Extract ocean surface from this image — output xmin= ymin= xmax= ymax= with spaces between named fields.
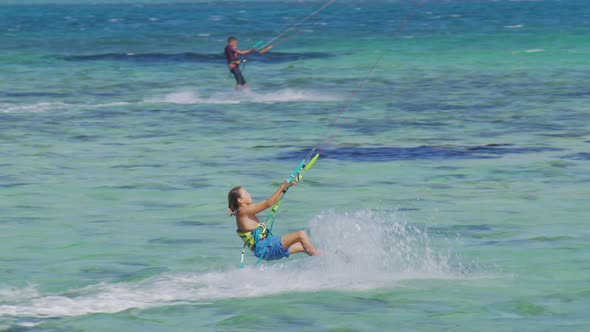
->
xmin=1 ymin=0 xmax=589 ymax=331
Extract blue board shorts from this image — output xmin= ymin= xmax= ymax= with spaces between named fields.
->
xmin=253 ymin=235 xmax=290 ymax=261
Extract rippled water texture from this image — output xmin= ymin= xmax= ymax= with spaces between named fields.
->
xmin=1 ymin=0 xmax=589 ymax=331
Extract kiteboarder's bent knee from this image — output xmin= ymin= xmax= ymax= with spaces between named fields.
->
xmin=281 ymin=230 xmax=319 ymax=256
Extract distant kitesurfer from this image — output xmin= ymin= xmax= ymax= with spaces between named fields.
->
xmin=228 ymin=181 xmax=319 ymax=261
xmin=224 ymin=36 xmax=255 ymax=90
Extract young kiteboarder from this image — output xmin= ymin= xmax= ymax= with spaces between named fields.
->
xmin=228 ymin=181 xmax=319 ymax=261
xmin=224 ymin=36 xmax=255 ymax=90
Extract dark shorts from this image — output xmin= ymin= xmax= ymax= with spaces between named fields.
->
xmin=230 ymin=65 xmax=246 ymax=86
xmin=253 ymin=235 xmax=290 ymax=261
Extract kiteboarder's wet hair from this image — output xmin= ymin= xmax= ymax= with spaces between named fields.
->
xmin=227 ymin=36 xmax=237 ymax=43
xmin=227 ymin=186 xmax=242 ymax=216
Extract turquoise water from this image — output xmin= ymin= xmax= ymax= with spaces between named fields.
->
xmin=1 ymin=0 xmax=589 ymax=330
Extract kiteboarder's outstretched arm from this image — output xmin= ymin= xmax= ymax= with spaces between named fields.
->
xmin=236 ymin=48 xmax=256 ymax=55
xmin=232 ymin=181 xmax=293 ymax=221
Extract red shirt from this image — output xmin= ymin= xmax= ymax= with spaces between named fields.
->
xmin=224 ymin=45 xmax=238 ymax=64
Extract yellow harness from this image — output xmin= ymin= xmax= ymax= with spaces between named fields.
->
xmin=228 ymin=59 xmax=241 ymax=70
xmin=237 ymin=224 xmax=268 ymax=250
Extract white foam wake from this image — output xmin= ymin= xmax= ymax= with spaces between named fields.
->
xmin=0 ymin=102 xmax=69 ymax=113
xmin=512 ymin=48 xmax=545 ymax=54
xmin=0 ymin=210 xmax=482 ymax=319
xmin=0 ymin=102 xmax=130 ymax=113
xmin=0 ymin=285 xmax=39 ymax=303
xmin=0 ymin=88 xmax=338 ymax=114
xmin=146 ymin=88 xmax=340 ymax=105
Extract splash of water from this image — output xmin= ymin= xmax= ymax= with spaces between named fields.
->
xmin=307 ymin=209 xmax=460 ymax=278
xmin=0 ymin=210 xmax=472 ymax=319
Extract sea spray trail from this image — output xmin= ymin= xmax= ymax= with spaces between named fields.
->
xmin=145 ymin=89 xmax=341 ymax=105
xmin=0 ymin=89 xmax=340 ymax=113
xmin=0 ymin=102 xmax=131 ymax=113
xmin=309 ymin=209 xmax=464 ymax=275
xmin=0 ymin=210 xmax=476 ymax=319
